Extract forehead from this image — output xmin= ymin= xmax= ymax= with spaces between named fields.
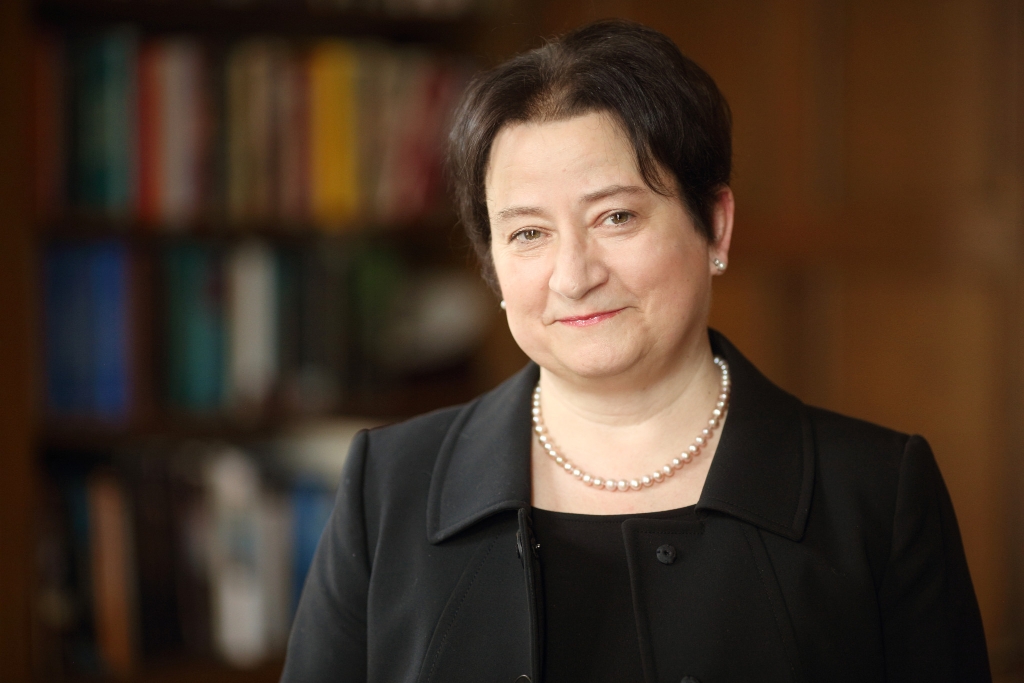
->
xmin=485 ymin=112 xmax=642 ymax=206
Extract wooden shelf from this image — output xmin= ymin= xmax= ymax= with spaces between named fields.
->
xmin=69 ymin=657 xmax=283 ymax=683
xmin=39 ymin=367 xmax=480 ymax=452
xmin=39 ymin=213 xmax=462 ymax=243
xmin=33 ymin=0 xmax=477 ymax=44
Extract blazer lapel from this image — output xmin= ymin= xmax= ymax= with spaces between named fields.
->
xmin=426 ymin=363 xmax=537 ymax=543
xmin=697 ymin=331 xmax=815 ymax=541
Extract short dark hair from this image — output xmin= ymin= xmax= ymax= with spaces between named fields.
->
xmin=446 ymin=19 xmax=733 ymax=289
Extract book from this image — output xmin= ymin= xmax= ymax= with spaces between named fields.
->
xmin=204 ymin=448 xmax=268 ymax=667
xmin=225 ymin=239 xmax=279 ymax=410
xmin=44 ymin=244 xmax=94 ymax=415
xmin=69 ymin=29 xmax=139 ymax=217
xmin=87 ymin=470 xmax=138 ymax=678
xmin=44 ymin=242 xmax=131 ymax=420
xmin=258 ymin=490 xmax=293 ymax=652
xmin=308 ymin=41 xmax=360 ymax=230
xmin=125 ymin=450 xmax=185 ymax=659
xmin=276 ymin=46 xmax=311 ymax=226
xmin=139 ymin=39 xmax=207 ymax=229
xmin=90 ymin=242 xmax=132 ymax=419
xmin=163 ymin=243 xmax=224 ymax=411
xmin=137 ymin=41 xmax=164 ymax=226
xmin=169 ymin=450 xmax=213 ymax=656
xmin=226 ymin=41 xmax=281 ymax=224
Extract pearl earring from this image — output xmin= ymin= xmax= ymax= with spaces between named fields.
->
xmin=713 ymin=258 xmax=726 ymax=272
xmin=500 ymin=300 xmax=506 ymax=310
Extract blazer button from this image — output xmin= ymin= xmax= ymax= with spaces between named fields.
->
xmin=656 ymin=544 xmax=677 ymax=564
xmin=515 ymin=676 xmax=532 ymax=683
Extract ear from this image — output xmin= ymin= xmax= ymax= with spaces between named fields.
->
xmin=708 ymin=186 xmax=734 ymax=276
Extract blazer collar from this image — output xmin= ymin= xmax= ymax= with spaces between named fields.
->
xmin=426 ymin=330 xmax=814 ymax=544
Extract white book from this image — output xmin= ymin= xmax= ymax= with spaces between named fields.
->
xmin=226 ymin=240 xmax=278 ymax=410
xmin=160 ymin=40 xmax=204 ymax=228
xmin=258 ymin=490 xmax=293 ymax=653
xmin=205 ymin=448 xmax=267 ymax=668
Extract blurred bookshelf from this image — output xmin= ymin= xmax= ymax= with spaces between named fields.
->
xmin=15 ymin=0 xmax=514 ymax=680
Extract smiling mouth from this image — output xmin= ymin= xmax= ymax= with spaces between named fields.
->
xmin=556 ymin=309 xmax=624 ymax=327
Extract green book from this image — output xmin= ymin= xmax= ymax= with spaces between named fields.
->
xmin=71 ymin=29 xmax=138 ymax=215
xmin=164 ymin=243 xmax=224 ymax=411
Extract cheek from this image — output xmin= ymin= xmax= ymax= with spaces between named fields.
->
xmin=492 ymin=248 xmax=548 ymax=307
xmin=610 ymin=232 xmax=706 ymax=305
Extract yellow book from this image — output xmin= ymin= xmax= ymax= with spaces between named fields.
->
xmin=309 ymin=42 xmax=360 ymax=231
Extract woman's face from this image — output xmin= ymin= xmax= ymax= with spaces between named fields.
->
xmin=486 ymin=111 xmax=731 ymax=383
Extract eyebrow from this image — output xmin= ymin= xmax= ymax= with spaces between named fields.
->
xmin=579 ymin=184 xmax=646 ymax=204
xmin=493 ymin=184 xmax=648 ymax=223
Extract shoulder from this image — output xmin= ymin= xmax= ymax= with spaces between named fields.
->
xmin=804 ymin=404 xmax=912 ymax=473
xmin=357 ymin=403 xmax=468 ymax=489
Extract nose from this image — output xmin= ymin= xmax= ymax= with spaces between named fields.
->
xmin=547 ymin=229 xmax=607 ymax=300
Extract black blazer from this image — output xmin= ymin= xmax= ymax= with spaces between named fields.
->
xmin=281 ymin=332 xmax=990 ymax=683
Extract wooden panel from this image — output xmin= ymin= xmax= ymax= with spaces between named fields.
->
xmin=0 ymin=0 xmax=37 ymax=680
xmin=707 ymin=256 xmax=802 ymax=392
xmin=824 ymin=269 xmax=1012 ymax=654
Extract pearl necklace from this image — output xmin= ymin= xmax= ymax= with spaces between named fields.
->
xmin=531 ymin=356 xmax=731 ymax=492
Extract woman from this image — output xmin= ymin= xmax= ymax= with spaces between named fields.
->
xmin=282 ymin=20 xmax=989 ymax=683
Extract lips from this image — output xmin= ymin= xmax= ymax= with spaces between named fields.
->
xmin=555 ymin=308 xmax=624 ymax=327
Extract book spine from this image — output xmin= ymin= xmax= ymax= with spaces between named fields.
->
xmin=308 ymin=41 xmax=360 ymax=231
xmin=126 ymin=453 xmax=185 ymax=658
xmin=72 ymin=30 xmax=139 ymax=216
xmin=87 ymin=470 xmax=138 ymax=678
xmin=163 ymin=244 xmax=224 ymax=411
xmin=226 ymin=41 xmax=277 ymax=225
xmin=44 ymin=245 xmax=94 ymax=415
xmin=277 ymin=47 xmax=310 ymax=225
xmin=89 ymin=242 xmax=131 ymax=421
xmin=162 ymin=40 xmax=205 ymax=228
xmin=225 ymin=240 xmax=278 ymax=410
xmin=137 ymin=41 xmax=163 ymax=226
xmin=204 ymin=449 xmax=268 ymax=667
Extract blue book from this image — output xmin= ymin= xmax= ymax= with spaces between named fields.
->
xmin=89 ymin=242 xmax=130 ymax=419
xmin=290 ymin=480 xmax=335 ymax=613
xmin=164 ymin=244 xmax=224 ymax=411
xmin=71 ymin=30 xmax=137 ymax=215
xmin=45 ymin=244 xmax=94 ymax=414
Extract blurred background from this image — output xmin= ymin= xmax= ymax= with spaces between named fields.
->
xmin=0 ymin=0 xmax=1021 ymax=681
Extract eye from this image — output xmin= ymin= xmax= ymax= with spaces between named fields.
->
xmin=607 ymin=211 xmax=633 ymax=225
xmin=512 ymin=228 xmax=544 ymax=243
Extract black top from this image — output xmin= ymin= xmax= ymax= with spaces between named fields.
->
xmin=532 ymin=504 xmax=698 ymax=683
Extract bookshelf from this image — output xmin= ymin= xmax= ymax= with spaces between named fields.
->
xmin=2 ymin=0 xmax=532 ymax=680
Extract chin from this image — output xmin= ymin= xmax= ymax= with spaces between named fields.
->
xmin=547 ymin=345 xmax=640 ymax=380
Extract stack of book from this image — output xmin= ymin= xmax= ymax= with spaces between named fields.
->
xmin=34 ymin=31 xmax=470 ymax=231
xmin=37 ymin=425 xmax=370 ymax=678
